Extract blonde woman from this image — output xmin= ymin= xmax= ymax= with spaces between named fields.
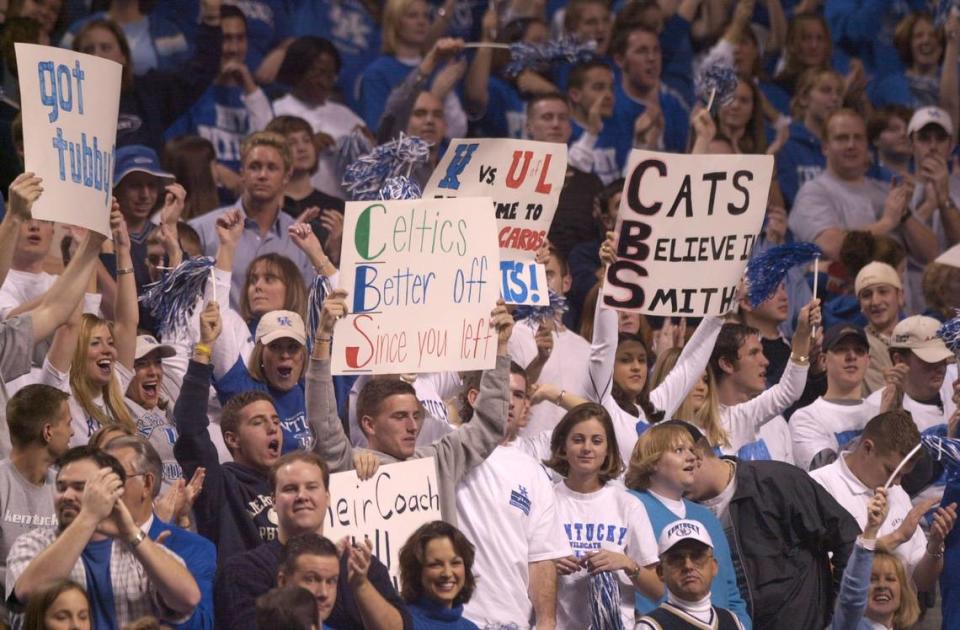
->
xmin=43 ymin=210 xmax=137 ymax=444
xmin=649 ymin=349 xmax=727 ymax=449
xmin=623 ymin=422 xmax=750 ymax=625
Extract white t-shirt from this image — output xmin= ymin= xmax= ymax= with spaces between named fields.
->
xmin=509 ymin=323 xmax=590 ymax=438
xmin=0 ymin=270 xmax=56 ymax=319
xmin=553 ymin=482 xmax=659 ymax=630
xmin=457 ymin=445 xmax=571 ymax=628
xmin=810 ymin=455 xmax=927 ymax=572
xmin=272 ymin=94 xmax=364 ymax=199
xmin=790 ymin=397 xmax=878 ymax=471
xmin=115 ymin=363 xmax=183 ymax=492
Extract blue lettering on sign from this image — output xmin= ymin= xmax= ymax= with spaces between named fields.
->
xmin=437 ymin=143 xmax=479 ymax=190
xmin=37 ymin=59 xmax=114 ymax=204
xmin=500 ymin=260 xmax=543 ymax=305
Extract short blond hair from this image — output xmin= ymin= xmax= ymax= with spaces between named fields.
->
xmin=240 ymin=131 xmax=292 ymax=172
xmin=624 ymin=423 xmax=694 ymax=491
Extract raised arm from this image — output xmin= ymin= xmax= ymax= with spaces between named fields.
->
xmin=307 ymin=289 xmax=355 ymax=472
xmin=418 ymin=301 xmax=511 ymax=485
xmin=0 ymin=174 xmax=41 ymax=287
xmin=588 ymin=234 xmax=620 ymax=405
xmin=111 ymin=204 xmax=139 ymax=371
xmin=464 ymin=6 xmax=497 ymax=118
xmin=830 ymin=488 xmax=887 ymax=630
xmin=648 ymin=315 xmax=724 ymax=419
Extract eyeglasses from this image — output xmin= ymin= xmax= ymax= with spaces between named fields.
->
xmin=662 ymin=548 xmax=713 ymax=568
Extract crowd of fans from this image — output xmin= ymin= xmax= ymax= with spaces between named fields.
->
xmin=0 ymin=0 xmax=958 ymax=628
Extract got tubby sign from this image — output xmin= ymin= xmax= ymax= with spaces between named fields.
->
xmin=603 ymin=150 xmax=774 ymax=316
xmin=16 ymin=44 xmax=122 ymax=236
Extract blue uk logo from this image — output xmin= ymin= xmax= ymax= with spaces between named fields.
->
xmin=509 ymin=485 xmax=531 ymax=515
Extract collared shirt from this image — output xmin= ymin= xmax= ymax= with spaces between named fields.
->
xmin=189 ymin=201 xmax=316 ymax=309
xmin=5 ymin=527 xmax=191 ymax=628
xmin=809 ymin=454 xmax=927 ymax=571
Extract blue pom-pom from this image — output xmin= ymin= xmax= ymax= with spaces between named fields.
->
xmin=139 ymin=256 xmax=215 ymax=337
xmin=512 ymin=290 xmax=568 ymax=326
xmin=937 ymin=310 xmax=960 ymax=356
xmin=696 ymin=59 xmax=739 ymax=108
xmin=342 ymin=132 xmax=430 ymax=201
xmin=504 ymin=36 xmax=597 ymax=77
xmin=379 ymin=176 xmax=422 ymax=200
xmin=336 ymin=127 xmax=374 ymax=185
xmin=745 ymin=242 xmax=821 ymax=307
xmin=921 ymin=435 xmax=960 ymax=471
xmin=936 ymin=0 xmax=960 ymax=26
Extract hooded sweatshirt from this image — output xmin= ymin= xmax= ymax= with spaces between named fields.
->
xmin=173 ymin=360 xmax=277 ymax=565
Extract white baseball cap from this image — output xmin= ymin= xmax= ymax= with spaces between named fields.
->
xmin=135 ymin=335 xmax=176 ymax=361
xmin=908 ymin=106 xmax=954 ymax=137
xmin=854 ymin=262 xmax=901 ymax=295
xmin=255 ymin=310 xmax=307 ymax=346
xmin=657 ymin=519 xmax=714 ymax=556
xmin=890 ymin=315 xmax=953 ymax=363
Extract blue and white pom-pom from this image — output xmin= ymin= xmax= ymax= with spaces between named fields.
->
xmin=588 ymin=572 xmax=625 ymax=630
xmin=937 ymin=310 xmax=960 ymax=356
xmin=342 ymin=132 xmax=431 ymax=201
xmin=380 ymin=175 xmax=422 ymax=200
xmin=336 ymin=127 xmax=375 ymax=185
xmin=306 ymin=275 xmax=334 ymax=355
xmin=504 ymin=36 xmax=597 ymax=77
xmin=696 ymin=58 xmax=738 ymax=110
xmin=745 ymin=242 xmax=821 ymax=307
xmin=921 ymin=435 xmax=960 ymax=471
xmin=139 ymin=256 xmax=215 ymax=337
xmin=936 ymin=0 xmax=960 ymax=26
xmin=512 ymin=290 xmax=568 ymax=326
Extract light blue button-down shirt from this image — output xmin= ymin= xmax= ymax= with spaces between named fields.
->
xmin=189 ymin=202 xmax=316 ymax=309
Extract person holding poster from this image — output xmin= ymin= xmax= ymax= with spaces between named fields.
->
xmin=590 ymin=236 xmax=724 ymax=464
xmin=309 ymin=290 xmax=512 ymax=527
xmin=215 ymin=451 xmax=409 ymax=630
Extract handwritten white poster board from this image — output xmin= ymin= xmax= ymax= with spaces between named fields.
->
xmin=424 ymin=138 xmax=566 ymax=305
xmin=332 ymin=197 xmax=501 ymax=374
xmin=602 ymin=150 xmax=773 ymax=316
xmin=326 ymin=458 xmax=440 ymax=588
xmin=16 ymin=43 xmax=122 ymax=236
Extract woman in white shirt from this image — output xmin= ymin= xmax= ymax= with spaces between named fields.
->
xmin=544 ymin=403 xmax=662 ymax=630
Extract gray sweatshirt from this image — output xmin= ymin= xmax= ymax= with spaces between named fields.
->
xmin=307 ymin=355 xmax=510 ymax=525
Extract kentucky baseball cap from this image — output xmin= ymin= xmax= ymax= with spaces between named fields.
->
xmin=890 ymin=316 xmax=953 ymax=363
xmin=134 ymin=335 xmax=176 ymax=361
xmin=854 ymin=262 xmax=901 ymax=295
xmin=113 ymin=145 xmax=174 ymax=185
xmin=908 ymin=106 xmax=954 ymax=137
xmin=255 ymin=310 xmax=307 ymax=346
xmin=822 ymin=323 xmax=869 ymax=352
xmin=658 ymin=519 xmax=714 ymax=556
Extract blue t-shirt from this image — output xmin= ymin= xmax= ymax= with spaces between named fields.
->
xmin=570 ymin=118 xmax=625 ymax=185
xmin=469 ymin=76 xmax=526 ymax=139
xmin=81 ymin=538 xmax=116 ymax=630
xmin=215 ymin=358 xmax=312 ymax=453
xmin=292 ymin=0 xmax=382 ymax=109
xmin=777 ymin=121 xmax=826 ymax=209
xmin=165 ymin=84 xmax=259 ymax=172
xmin=359 ymin=55 xmax=418 ymax=132
xmin=612 ymin=81 xmax=690 ymax=158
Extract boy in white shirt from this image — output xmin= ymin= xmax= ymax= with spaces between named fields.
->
xmin=455 ymin=364 xmax=571 ymax=629
xmin=791 ymin=324 xmax=880 ymax=471
xmin=810 ymin=410 xmax=957 ymax=593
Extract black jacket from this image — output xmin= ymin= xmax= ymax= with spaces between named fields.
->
xmin=725 ymin=459 xmax=860 ymax=630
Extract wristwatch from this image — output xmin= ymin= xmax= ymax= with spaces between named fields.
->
xmin=128 ymin=529 xmax=146 ymax=548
